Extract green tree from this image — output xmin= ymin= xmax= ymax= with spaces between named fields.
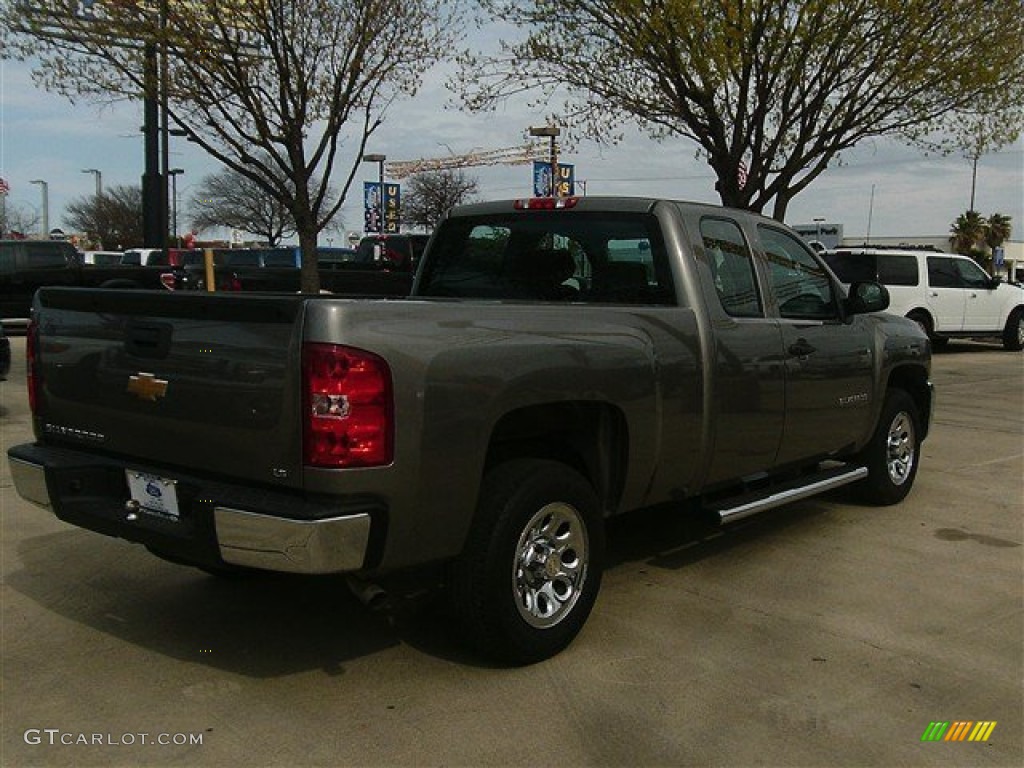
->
xmin=458 ymin=0 xmax=1024 ymax=221
xmin=984 ymin=213 xmax=1012 ymax=251
xmin=402 ymin=169 xmax=479 ymax=231
xmin=949 ymin=210 xmax=987 ymax=257
xmin=4 ymin=0 xmax=458 ymax=291
xmin=64 ymin=184 xmax=143 ymax=248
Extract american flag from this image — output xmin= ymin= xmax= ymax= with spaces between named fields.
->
xmin=0 ymin=176 xmax=10 ymax=195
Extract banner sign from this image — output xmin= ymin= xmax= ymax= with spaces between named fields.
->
xmin=384 ymin=184 xmax=401 ymax=234
xmin=364 ymin=181 xmax=401 ymax=234
xmin=532 ymin=161 xmax=574 ymax=197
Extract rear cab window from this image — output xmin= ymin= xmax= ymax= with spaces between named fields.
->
xmin=419 ymin=212 xmax=676 ymax=305
xmin=700 ymin=217 xmax=762 ymax=317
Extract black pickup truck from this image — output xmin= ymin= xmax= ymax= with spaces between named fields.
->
xmin=167 ymin=236 xmax=428 ymax=296
xmin=1 ymin=240 xmax=167 ymax=322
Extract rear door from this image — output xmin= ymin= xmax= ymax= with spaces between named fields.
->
xmin=757 ymin=226 xmax=876 ymax=466
xmin=925 ymin=256 xmax=967 ymax=332
xmin=697 ymin=216 xmax=785 ymax=484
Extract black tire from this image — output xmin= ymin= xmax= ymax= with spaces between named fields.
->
xmin=1002 ymin=307 xmax=1023 ymax=351
xmin=447 ymin=459 xmax=604 ymax=665
xmin=907 ymin=311 xmax=947 ymax=348
xmin=856 ymin=389 xmax=921 ymax=505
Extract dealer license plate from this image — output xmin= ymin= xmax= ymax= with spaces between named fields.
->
xmin=125 ymin=471 xmax=180 ymax=521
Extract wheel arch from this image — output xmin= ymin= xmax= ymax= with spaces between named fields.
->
xmin=886 ymin=364 xmax=933 ymax=441
xmin=484 ymin=401 xmax=628 ymax=516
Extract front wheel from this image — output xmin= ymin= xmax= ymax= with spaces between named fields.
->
xmin=447 ymin=459 xmax=604 ymax=665
xmin=1002 ymin=307 xmax=1023 ymax=351
xmin=856 ymin=389 xmax=921 ymax=505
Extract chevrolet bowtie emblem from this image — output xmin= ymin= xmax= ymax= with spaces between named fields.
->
xmin=127 ymin=372 xmax=169 ymax=401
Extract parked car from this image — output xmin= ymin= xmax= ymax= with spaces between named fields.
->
xmin=823 ymin=248 xmax=1023 ymax=350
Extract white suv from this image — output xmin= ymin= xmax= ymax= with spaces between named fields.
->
xmin=824 ymin=248 xmax=1023 ymax=351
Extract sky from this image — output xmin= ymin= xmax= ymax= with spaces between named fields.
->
xmin=2 ymin=51 xmax=1022 ymax=245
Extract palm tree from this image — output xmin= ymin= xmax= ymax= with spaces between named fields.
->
xmin=950 ymin=210 xmax=987 ymax=255
xmin=984 ymin=213 xmax=1013 ymax=250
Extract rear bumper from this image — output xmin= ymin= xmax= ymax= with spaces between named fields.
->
xmin=8 ymin=443 xmax=378 ymax=575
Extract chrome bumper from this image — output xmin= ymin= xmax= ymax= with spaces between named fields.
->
xmin=10 ymin=456 xmax=371 ymax=575
xmin=214 ymin=507 xmax=371 ymax=574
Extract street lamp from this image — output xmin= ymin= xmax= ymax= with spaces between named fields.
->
xmin=29 ymin=179 xmax=49 ymax=239
xmin=362 ymin=153 xmax=386 ymax=234
xmin=81 ymin=168 xmax=103 ymax=198
xmin=168 ymin=168 xmax=185 ymax=247
xmin=529 ymin=125 xmax=561 ymax=196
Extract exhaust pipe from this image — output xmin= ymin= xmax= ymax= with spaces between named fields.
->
xmin=346 ymin=575 xmax=389 ymax=612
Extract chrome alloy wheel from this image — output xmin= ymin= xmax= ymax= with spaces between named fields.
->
xmin=1017 ymin=315 xmax=1024 ymax=346
xmin=513 ymin=502 xmax=589 ymax=629
xmin=886 ymin=410 xmax=916 ymax=486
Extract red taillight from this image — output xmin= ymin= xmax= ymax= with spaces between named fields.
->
xmin=513 ymin=197 xmax=579 ymax=210
xmin=302 ymin=343 xmax=393 ymax=468
xmin=26 ymin=319 xmax=40 ymax=414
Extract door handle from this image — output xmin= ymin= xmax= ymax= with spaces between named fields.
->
xmin=788 ymin=339 xmax=815 ymax=357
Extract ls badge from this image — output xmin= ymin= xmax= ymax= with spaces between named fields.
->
xmin=127 ymin=372 xmax=169 ymax=401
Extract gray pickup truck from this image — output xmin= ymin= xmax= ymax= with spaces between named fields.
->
xmin=8 ymin=197 xmax=932 ymax=664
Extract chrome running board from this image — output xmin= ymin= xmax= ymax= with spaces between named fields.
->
xmin=713 ymin=465 xmax=868 ymax=525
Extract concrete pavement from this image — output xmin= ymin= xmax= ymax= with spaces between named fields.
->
xmin=2 ymin=335 xmax=1021 ymax=767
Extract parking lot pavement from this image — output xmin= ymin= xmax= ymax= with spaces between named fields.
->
xmin=2 ymin=336 xmax=1021 ymax=767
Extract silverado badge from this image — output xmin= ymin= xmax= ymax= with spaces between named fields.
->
xmin=127 ymin=372 xmax=168 ymax=401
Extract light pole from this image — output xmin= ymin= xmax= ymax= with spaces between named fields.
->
xmin=529 ymin=125 xmax=561 ymax=196
xmin=81 ymin=168 xmax=103 ymax=198
xmin=29 ymin=179 xmax=49 ymax=239
xmin=168 ymin=168 xmax=184 ymax=247
xmin=362 ymin=153 xmax=386 ymax=234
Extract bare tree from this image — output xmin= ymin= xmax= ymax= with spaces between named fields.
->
xmin=402 ymin=169 xmax=479 ymax=231
xmin=4 ymin=0 xmax=458 ymax=290
xmin=459 ymin=0 xmax=1024 ymax=221
xmin=64 ymin=184 xmax=143 ymax=248
xmin=189 ymin=165 xmax=296 ymax=246
xmin=1 ymin=201 xmax=41 ymax=239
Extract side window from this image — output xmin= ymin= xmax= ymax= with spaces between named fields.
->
xmin=700 ymin=217 xmax=762 ymax=317
xmin=759 ymin=226 xmax=837 ymax=320
xmin=24 ymin=243 xmax=72 ymax=268
xmin=955 ymin=258 xmax=991 ymax=288
xmin=927 ymin=257 xmax=960 ymax=288
xmin=877 ymin=255 xmax=919 ymax=286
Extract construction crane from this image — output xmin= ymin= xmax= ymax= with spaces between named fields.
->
xmin=386 ymin=143 xmax=551 ymax=179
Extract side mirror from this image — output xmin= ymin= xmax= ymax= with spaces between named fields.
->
xmin=845 ymin=280 xmax=890 ymax=316
xmin=988 ymin=276 xmax=1003 ymax=289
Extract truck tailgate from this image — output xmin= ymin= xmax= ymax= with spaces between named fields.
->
xmin=31 ymin=288 xmax=306 ymax=490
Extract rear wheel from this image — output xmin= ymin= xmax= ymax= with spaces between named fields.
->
xmin=447 ymin=459 xmax=604 ymax=665
xmin=1002 ymin=307 xmax=1023 ymax=351
xmin=856 ymin=389 xmax=921 ymax=505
